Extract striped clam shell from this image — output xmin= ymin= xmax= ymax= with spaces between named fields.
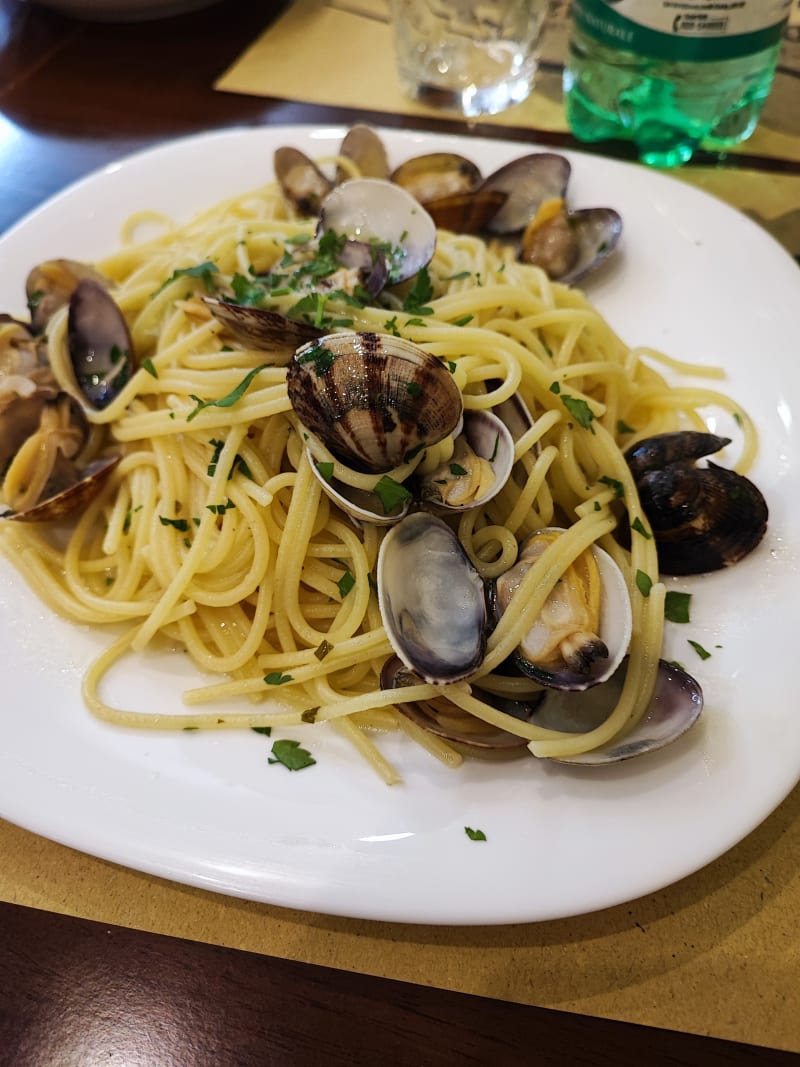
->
xmin=286 ymin=332 xmax=463 ymax=474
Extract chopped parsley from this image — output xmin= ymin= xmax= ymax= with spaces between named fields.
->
xmin=402 ymin=267 xmax=434 ymax=315
xmin=295 ymin=343 xmax=337 ymax=377
xmin=207 ymin=438 xmax=225 ymax=477
xmin=688 ymin=639 xmax=712 ymax=661
xmin=373 ymin=475 xmax=412 ymax=515
xmin=406 ymin=381 xmax=422 ymax=397
xmin=186 ymin=364 xmax=267 ymax=421
xmin=230 ymin=272 xmax=268 ymax=306
xmin=251 ymin=726 xmax=272 ymax=736
xmin=617 ymin=419 xmax=636 ymax=435
xmin=159 ymin=516 xmax=189 ymax=531
xmin=635 ymin=570 xmax=653 ymax=597
xmin=598 ymin=475 xmax=624 ymax=498
xmin=337 ymin=571 xmax=356 ymax=598
xmin=206 ymin=499 xmax=235 ymax=515
xmin=561 ymin=395 xmax=596 ymax=433
xmin=314 ymin=640 xmax=333 ymax=661
xmin=269 ymin=739 xmax=316 ymax=771
xmin=631 ymin=516 xmax=652 ymax=539
xmin=452 ymin=314 xmax=474 ymax=327
xmin=142 ymin=358 xmax=158 ymax=379
xmin=264 ymin=672 xmax=293 ymax=685
xmin=465 ymin=827 xmax=487 ymax=842
xmin=549 ymin=381 xmax=561 ymax=394
xmin=664 ymin=591 xmax=692 ymax=624
xmin=450 ymin=463 xmax=468 ymax=477
xmin=123 ymin=504 xmax=142 ymax=534
xmin=155 ymin=260 xmax=219 ymax=296
xmin=316 ymin=461 xmax=334 ymax=482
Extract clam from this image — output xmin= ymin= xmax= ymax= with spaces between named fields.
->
xmin=4 ymin=454 xmax=121 ymax=523
xmin=67 ymin=279 xmax=134 ymax=410
xmin=317 ymin=178 xmax=437 ymax=285
xmin=0 ymin=387 xmax=120 ymax=521
xmin=625 ymin=431 xmax=768 ymax=575
xmin=380 ymin=655 xmax=541 ymax=759
xmin=337 ymin=124 xmax=390 ymax=183
xmin=286 ymin=332 xmax=463 ymax=474
xmin=0 ymin=317 xmax=51 ymax=397
xmin=202 ymin=299 xmax=324 ymax=363
xmin=381 ymin=654 xmax=703 ymax=765
xmin=386 ymin=139 xmax=621 ymax=283
xmin=489 ymin=528 xmax=632 ymax=691
xmin=480 ymin=152 xmax=572 ymax=235
xmin=390 ymin=152 xmax=483 ymax=202
xmin=377 ymin=512 xmax=487 ymax=684
xmin=520 ymin=202 xmax=623 ymax=286
xmin=308 ymin=456 xmax=411 ymax=527
xmin=531 ymin=658 xmax=704 ymax=766
xmin=417 ymin=409 xmax=514 ymax=512
xmin=332 ymin=238 xmax=389 ymax=298
xmin=274 ymin=146 xmax=334 ymax=217
xmin=25 ymin=258 xmax=110 ymax=334
xmin=390 ymin=153 xmax=502 ymax=235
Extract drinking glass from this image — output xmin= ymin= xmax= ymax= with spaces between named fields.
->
xmin=388 ymin=0 xmax=549 ymax=117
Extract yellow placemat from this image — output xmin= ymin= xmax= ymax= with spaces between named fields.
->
xmin=214 ymin=0 xmax=587 ymax=135
xmin=215 ymin=0 xmax=800 ymax=165
xmin=2 ymin=783 xmax=798 ymax=1052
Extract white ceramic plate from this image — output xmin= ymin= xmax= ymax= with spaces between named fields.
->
xmin=1 ymin=126 xmax=798 ymax=925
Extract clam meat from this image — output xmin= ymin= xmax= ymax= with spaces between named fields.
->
xmin=417 ymin=408 xmax=514 ymax=512
xmin=489 ymin=528 xmax=632 ymax=691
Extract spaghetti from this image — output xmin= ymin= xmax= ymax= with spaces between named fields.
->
xmin=0 ymin=154 xmax=758 ymax=781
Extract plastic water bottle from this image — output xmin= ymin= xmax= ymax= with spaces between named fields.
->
xmin=563 ymin=0 xmax=792 ymax=167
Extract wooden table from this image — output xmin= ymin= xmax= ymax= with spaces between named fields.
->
xmin=1 ymin=1 xmax=799 ymax=1062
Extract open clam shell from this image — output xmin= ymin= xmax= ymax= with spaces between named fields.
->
xmin=307 ymin=454 xmax=411 ymax=527
xmin=378 ymin=512 xmax=487 ymax=684
xmin=274 ymin=146 xmax=334 ymax=217
xmin=520 ymin=203 xmax=627 ymax=285
xmin=390 ymin=152 xmax=482 ymax=203
xmin=481 ymin=153 xmax=572 ymax=235
xmin=287 ymin=332 xmax=463 ymax=474
xmin=417 ymin=408 xmax=514 ymax=512
xmin=381 ymin=655 xmax=541 ymax=760
xmin=4 ymin=454 xmax=121 ymax=523
xmin=202 ymin=299 xmax=323 ymax=363
xmin=338 ymin=124 xmax=390 ymax=183
xmin=318 ymin=178 xmax=436 ymax=285
xmin=533 ymin=658 xmax=704 ymax=765
xmin=25 ymin=258 xmax=111 ymax=334
xmin=489 ymin=527 xmax=632 ymax=692
xmin=67 ymin=279 xmax=133 ymax=410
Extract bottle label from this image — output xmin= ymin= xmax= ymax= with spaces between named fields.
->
xmin=573 ymin=0 xmax=792 ymax=61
